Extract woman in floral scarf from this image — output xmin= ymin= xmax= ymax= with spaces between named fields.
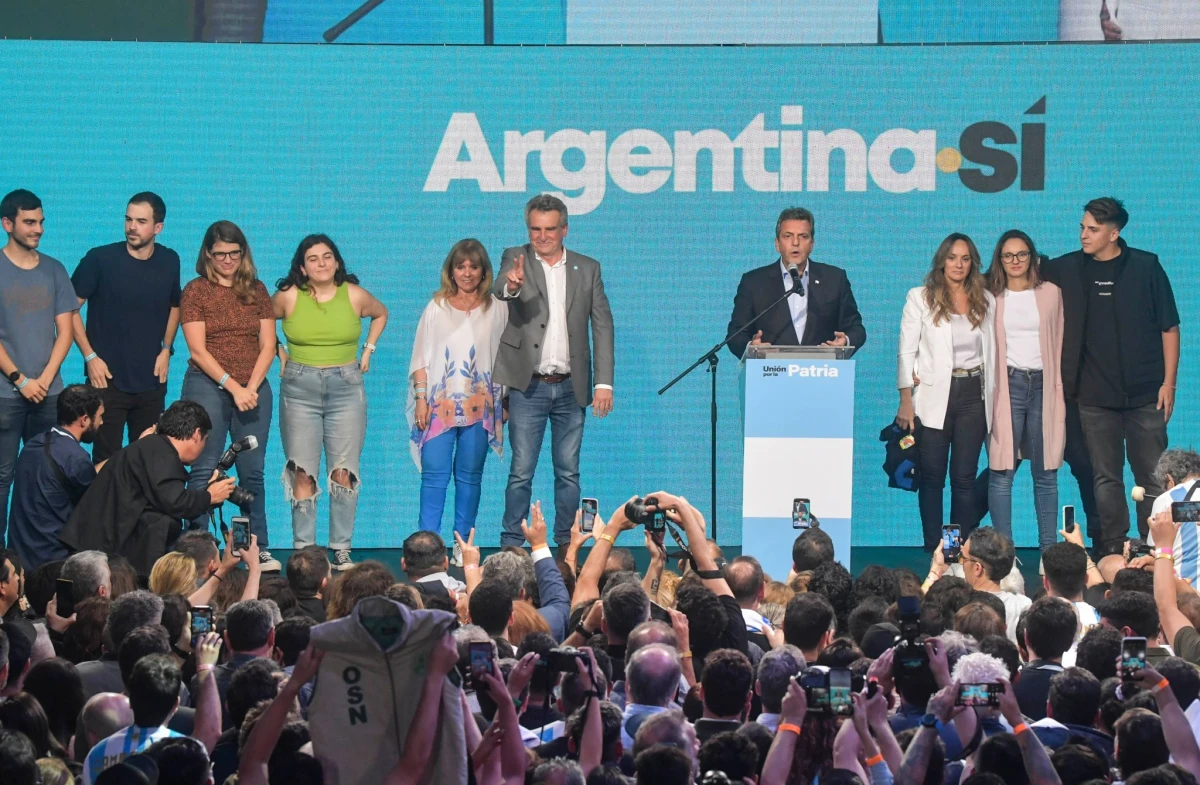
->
xmin=408 ymin=239 xmax=508 ymax=565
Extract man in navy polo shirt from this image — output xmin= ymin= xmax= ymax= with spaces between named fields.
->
xmin=71 ymin=192 xmax=181 ymax=465
xmin=8 ymin=384 xmax=104 ymax=570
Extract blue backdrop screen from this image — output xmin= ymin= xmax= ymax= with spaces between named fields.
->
xmin=1 ymin=41 xmax=1195 ymax=549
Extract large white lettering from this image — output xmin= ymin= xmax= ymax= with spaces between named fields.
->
xmin=423 ymin=107 xmax=939 ymax=214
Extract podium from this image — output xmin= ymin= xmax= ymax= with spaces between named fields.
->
xmin=740 ymin=346 xmax=855 ymax=580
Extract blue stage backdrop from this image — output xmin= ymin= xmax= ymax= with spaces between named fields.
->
xmin=0 ymin=41 xmax=1195 ymax=551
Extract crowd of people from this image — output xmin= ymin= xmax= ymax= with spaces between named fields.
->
xmin=0 ymin=479 xmax=1194 ymax=784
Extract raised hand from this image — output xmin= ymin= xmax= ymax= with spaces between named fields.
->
xmin=506 ymin=254 xmax=525 ymax=290
xmin=520 ymin=501 xmax=549 ymax=549
xmin=455 ymin=528 xmax=481 ymax=569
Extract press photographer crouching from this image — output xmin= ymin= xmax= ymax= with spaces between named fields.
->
xmin=59 ymin=400 xmax=238 ymax=575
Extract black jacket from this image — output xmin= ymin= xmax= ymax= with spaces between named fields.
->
xmin=59 ymin=435 xmax=211 ymax=575
xmin=1042 ymin=240 xmax=1179 ymax=403
xmin=726 ymin=260 xmax=866 ymax=359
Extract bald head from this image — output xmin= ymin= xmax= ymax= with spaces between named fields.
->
xmin=82 ymin=693 xmax=133 ymax=747
xmin=725 ymin=556 xmax=764 ymax=608
xmin=627 ymin=621 xmax=678 ymax=659
xmin=626 ymin=643 xmax=682 ymax=708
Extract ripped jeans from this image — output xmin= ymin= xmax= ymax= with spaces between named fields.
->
xmin=279 ymin=361 xmax=366 ymax=550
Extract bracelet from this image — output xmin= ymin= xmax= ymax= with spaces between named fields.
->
xmin=1012 ymin=722 xmax=1029 ymax=736
xmin=364 ymin=342 xmax=377 ymax=352
xmin=1153 ymin=677 xmax=1170 ymax=693
xmin=1163 ymin=383 xmax=1176 ymax=389
xmin=865 ymin=754 xmax=885 ymax=767
xmin=679 ymin=651 xmax=692 ymax=659
xmin=1156 ymin=553 xmax=1175 ymax=562
xmin=1158 ymin=547 xmax=1175 ymax=556
xmin=777 ymin=723 xmax=802 ymax=736
xmin=84 ymin=352 xmax=98 ymax=362
xmin=15 ymin=377 xmax=28 ymax=390
xmin=209 ymin=570 xmax=222 ymax=582
xmin=218 ymin=373 xmax=230 ymax=389
xmin=598 ymin=533 xmax=616 ymax=544
xmin=197 ymin=664 xmax=214 ymax=672
xmin=464 ymin=564 xmax=480 ymax=572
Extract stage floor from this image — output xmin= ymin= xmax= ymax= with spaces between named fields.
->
xmin=265 ymin=546 xmax=1046 ymax=597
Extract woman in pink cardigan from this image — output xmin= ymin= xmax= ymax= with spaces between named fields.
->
xmin=985 ymin=230 xmax=1066 ymax=550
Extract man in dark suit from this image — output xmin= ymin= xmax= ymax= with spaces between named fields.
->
xmin=726 ymin=207 xmax=866 ymax=358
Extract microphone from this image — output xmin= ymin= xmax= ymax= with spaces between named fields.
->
xmin=787 ymin=263 xmax=805 ymax=297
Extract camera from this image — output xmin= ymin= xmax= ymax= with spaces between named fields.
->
xmin=624 ymin=496 xmax=661 ymax=525
xmin=893 ymin=595 xmax=928 ymax=685
xmin=209 ymin=436 xmax=258 ymax=508
xmin=543 ymin=646 xmax=589 ymax=673
xmin=1128 ymin=539 xmax=1153 ymax=559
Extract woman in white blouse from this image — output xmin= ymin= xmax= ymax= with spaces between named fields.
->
xmin=984 ymin=230 xmax=1065 ymax=550
xmin=409 ymin=239 xmax=508 ymax=563
xmin=897 ymin=233 xmax=996 ymax=551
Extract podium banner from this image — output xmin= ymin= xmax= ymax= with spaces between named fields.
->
xmin=742 ymin=359 xmax=855 ymax=580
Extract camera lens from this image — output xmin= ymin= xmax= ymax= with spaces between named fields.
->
xmin=229 ymin=486 xmax=255 ymax=508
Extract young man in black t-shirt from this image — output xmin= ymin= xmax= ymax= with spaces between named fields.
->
xmin=1042 ymin=197 xmax=1180 ymax=555
xmin=71 ymin=192 xmax=182 ymax=464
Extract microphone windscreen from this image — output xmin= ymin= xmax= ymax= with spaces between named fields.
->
xmin=1131 ymin=485 xmax=1145 ymax=502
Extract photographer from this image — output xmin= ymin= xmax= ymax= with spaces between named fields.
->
xmin=59 ymin=400 xmax=236 ymax=576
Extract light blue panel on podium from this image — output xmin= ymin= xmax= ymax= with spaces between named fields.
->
xmin=741 ymin=359 xmax=855 ymax=580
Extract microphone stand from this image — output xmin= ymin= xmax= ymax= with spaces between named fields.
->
xmin=658 ymin=279 xmax=803 ymax=539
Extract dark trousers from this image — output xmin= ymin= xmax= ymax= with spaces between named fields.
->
xmin=1077 ymin=401 xmax=1167 ymax=555
xmin=918 ymin=375 xmax=987 ymax=550
xmin=91 ymin=384 xmax=167 ymax=465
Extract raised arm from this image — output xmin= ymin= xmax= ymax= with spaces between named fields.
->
xmin=238 ymin=644 xmax=325 ymax=785
xmin=572 ymin=499 xmax=636 ymax=606
xmin=524 ymin=502 xmax=570 ymax=642
xmin=760 ymin=677 xmax=806 ymax=785
xmin=385 ymin=633 xmax=459 ymax=785
xmin=1150 ymin=511 xmax=1194 ymax=650
xmin=996 ymin=677 xmax=1062 ymax=785
xmin=192 ymin=633 xmax=223 ymax=753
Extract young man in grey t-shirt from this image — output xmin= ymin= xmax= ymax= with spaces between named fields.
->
xmin=0 ymin=189 xmax=78 ymax=540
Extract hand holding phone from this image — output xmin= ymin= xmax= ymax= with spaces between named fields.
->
xmin=941 ymin=525 xmax=961 ymax=564
xmin=1171 ymin=501 xmax=1200 ymax=523
xmin=231 ymin=516 xmax=251 ymax=554
xmin=1062 ymin=505 xmax=1076 ymax=534
xmin=793 ymin=498 xmax=812 ymax=530
xmin=191 ymin=606 xmax=214 ymax=640
xmin=956 ymin=682 xmax=1003 ymax=707
xmin=469 ymin=641 xmax=495 ymax=689
xmin=55 ymin=578 xmax=75 ymax=619
xmin=1121 ymin=636 xmax=1147 ymax=680
xmin=581 ymin=498 xmax=599 ymax=534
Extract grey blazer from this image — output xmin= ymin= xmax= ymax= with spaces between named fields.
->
xmin=491 ymin=244 xmax=614 ymax=407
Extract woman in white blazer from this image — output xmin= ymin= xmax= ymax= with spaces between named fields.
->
xmin=897 ymin=233 xmax=996 ymax=550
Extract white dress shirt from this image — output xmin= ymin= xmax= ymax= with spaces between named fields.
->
xmin=779 ymin=260 xmax=810 ymax=343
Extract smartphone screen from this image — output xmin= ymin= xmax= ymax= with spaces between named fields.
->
xmin=231 ymin=516 xmax=251 ymax=552
xmin=942 ymin=525 xmax=961 ymax=563
xmin=956 ymin=683 xmax=1002 ymax=707
xmin=56 ymin=578 xmax=75 ymax=618
xmin=470 ymin=642 xmax=494 ymax=687
xmin=1121 ymin=637 xmax=1147 ymax=679
xmin=649 ymin=511 xmax=667 ymax=533
xmin=792 ymin=498 xmax=811 ymax=529
xmin=191 ymin=606 xmax=214 ymax=638
xmin=1172 ymin=501 xmax=1200 ymax=523
xmin=829 ymin=669 xmax=853 ymax=716
xmin=1062 ymin=505 xmax=1076 ymax=533
xmin=581 ymin=498 xmax=598 ymax=533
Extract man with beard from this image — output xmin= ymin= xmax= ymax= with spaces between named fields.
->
xmin=8 ymin=385 xmax=105 ymax=569
xmin=71 ymin=192 xmax=181 ymax=465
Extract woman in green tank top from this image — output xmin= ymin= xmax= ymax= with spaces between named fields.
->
xmin=273 ymin=234 xmax=388 ymax=571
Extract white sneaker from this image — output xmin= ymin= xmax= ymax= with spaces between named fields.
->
xmin=452 ymin=541 xmax=463 ymax=568
xmin=259 ymin=551 xmax=282 ymax=572
xmin=332 ymin=550 xmax=355 ymax=572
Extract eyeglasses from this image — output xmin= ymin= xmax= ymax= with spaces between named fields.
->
xmin=1001 ymin=251 xmax=1031 ymax=263
xmin=210 ymin=249 xmax=244 ymax=262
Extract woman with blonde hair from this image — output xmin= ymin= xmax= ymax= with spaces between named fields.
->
xmin=897 ymin=233 xmax=996 ymax=550
xmin=181 ymin=220 xmax=279 ymax=571
xmin=149 ymin=552 xmax=197 ymax=596
xmin=408 ymin=239 xmax=508 ymax=565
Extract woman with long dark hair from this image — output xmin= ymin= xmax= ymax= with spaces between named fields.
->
xmin=897 ymin=233 xmax=996 ymax=549
xmin=22 ymin=658 xmax=85 ymax=750
xmin=407 ymin=239 xmax=507 ymax=564
xmin=984 ymin=230 xmax=1065 ymax=549
xmin=274 ymin=234 xmax=387 ymax=571
xmin=181 ymin=220 xmax=278 ymax=570
xmin=0 ymin=692 xmax=71 ymax=761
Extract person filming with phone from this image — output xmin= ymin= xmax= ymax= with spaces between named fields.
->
xmin=60 ymin=400 xmax=236 ymax=576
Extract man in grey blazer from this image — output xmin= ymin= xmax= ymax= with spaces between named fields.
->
xmin=492 ymin=194 xmax=615 ymax=547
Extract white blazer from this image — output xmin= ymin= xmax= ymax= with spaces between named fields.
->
xmin=897 ymin=286 xmax=996 ymax=432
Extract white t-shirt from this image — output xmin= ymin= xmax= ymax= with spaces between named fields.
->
xmin=993 ymin=590 xmax=1033 ymax=644
xmin=1003 ymin=289 xmax=1043 ymax=370
xmin=1061 ymin=600 xmax=1101 ymax=667
xmin=950 ymin=314 xmax=983 ymax=369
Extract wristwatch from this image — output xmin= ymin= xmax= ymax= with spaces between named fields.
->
xmin=7 ymin=370 xmax=20 ymax=384
xmin=921 ymin=713 xmax=939 ymax=729
xmin=575 ymin=621 xmax=595 ymax=639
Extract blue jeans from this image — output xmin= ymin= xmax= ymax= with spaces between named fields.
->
xmin=419 ymin=422 xmax=489 ymax=540
xmin=279 ymin=362 xmax=366 ymax=550
xmin=0 ymin=394 xmax=57 ymax=542
xmin=502 ymin=378 xmax=585 ymax=546
xmin=988 ymin=368 xmax=1059 ymax=549
xmin=181 ymin=370 xmax=272 ymax=548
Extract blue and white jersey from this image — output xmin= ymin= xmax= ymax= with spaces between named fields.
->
xmin=83 ymin=725 xmax=182 ymax=785
xmin=1149 ymin=479 xmax=1200 ymax=588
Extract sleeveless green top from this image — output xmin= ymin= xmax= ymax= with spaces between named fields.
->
xmin=282 ymin=284 xmax=361 ymax=366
